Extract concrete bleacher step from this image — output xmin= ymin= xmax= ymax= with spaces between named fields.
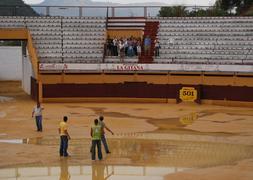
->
xmin=153 ymin=16 xmax=253 ymax=64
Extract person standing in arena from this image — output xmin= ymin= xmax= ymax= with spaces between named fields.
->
xmin=32 ymin=102 xmax=44 ymax=132
xmin=91 ymin=119 xmax=103 ymax=160
xmin=99 ymin=116 xmax=114 ymax=154
xmin=59 ymin=116 xmax=71 ymax=157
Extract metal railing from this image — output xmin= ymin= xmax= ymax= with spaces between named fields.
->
xmin=0 ymin=5 xmax=218 ymax=17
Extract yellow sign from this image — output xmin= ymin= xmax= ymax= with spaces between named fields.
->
xmin=180 ymin=113 xmax=198 ymax=125
xmin=179 ymin=87 xmax=197 ymax=102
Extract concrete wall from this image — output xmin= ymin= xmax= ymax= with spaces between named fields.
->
xmin=22 ymin=55 xmax=33 ymax=95
xmin=0 ymin=46 xmax=22 ymax=80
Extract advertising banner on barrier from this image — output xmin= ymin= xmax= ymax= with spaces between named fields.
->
xmin=39 ymin=63 xmax=253 ymax=73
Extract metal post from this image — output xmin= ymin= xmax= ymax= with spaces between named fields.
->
xmin=112 ymin=7 xmax=115 ymax=17
xmin=144 ymin=7 xmax=147 ymax=17
xmin=46 ymin=6 xmax=50 ymax=16
xmin=13 ymin=6 xmax=16 ymax=16
xmin=79 ymin=6 xmax=82 ymax=17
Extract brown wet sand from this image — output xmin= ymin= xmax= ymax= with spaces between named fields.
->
xmin=1 ymin=81 xmax=253 ymax=179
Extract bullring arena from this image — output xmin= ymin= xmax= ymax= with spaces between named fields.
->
xmin=0 ymin=5 xmax=253 ymax=180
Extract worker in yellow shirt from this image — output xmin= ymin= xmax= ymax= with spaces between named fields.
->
xmin=58 ymin=116 xmax=71 ymax=157
xmin=90 ymin=119 xmax=104 ymax=160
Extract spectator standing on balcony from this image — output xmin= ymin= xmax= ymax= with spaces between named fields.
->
xmin=112 ymin=38 xmax=118 ymax=56
xmin=124 ymin=38 xmax=129 ymax=56
xmin=168 ymin=37 xmax=174 ymax=46
xmin=32 ymin=102 xmax=44 ymax=132
xmin=144 ymin=35 xmax=151 ymax=56
xmin=106 ymin=38 xmax=113 ymax=56
xmin=119 ymin=40 xmax=125 ymax=63
xmin=155 ymin=39 xmax=161 ymax=57
xmin=137 ymin=41 xmax=142 ymax=57
xmin=133 ymin=38 xmax=138 ymax=56
xmin=127 ymin=38 xmax=134 ymax=57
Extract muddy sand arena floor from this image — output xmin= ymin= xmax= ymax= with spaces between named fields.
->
xmin=0 ymin=81 xmax=253 ymax=180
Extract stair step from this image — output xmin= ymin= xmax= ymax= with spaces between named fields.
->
xmin=139 ymin=21 xmax=159 ymax=63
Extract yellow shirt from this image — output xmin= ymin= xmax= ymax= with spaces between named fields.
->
xmin=59 ymin=121 xmax=68 ymax=136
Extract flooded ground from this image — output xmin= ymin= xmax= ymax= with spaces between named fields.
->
xmin=1 ymin=81 xmax=253 ymax=180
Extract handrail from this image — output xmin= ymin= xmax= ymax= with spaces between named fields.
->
xmin=27 ymin=30 xmax=39 ymax=79
xmin=0 ymin=5 xmax=214 ymax=8
xmin=0 ymin=5 xmax=216 ymax=17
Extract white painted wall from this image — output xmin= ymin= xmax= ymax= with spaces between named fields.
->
xmin=22 ymin=55 xmax=33 ymax=95
xmin=0 ymin=46 xmax=34 ymax=95
xmin=0 ymin=46 xmax=22 ymax=80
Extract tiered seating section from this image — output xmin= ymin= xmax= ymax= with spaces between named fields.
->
xmin=1 ymin=16 xmax=253 ymax=65
xmin=151 ymin=17 xmax=253 ymax=64
xmin=0 ymin=16 xmax=106 ymax=63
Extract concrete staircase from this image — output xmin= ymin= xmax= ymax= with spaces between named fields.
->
xmin=139 ymin=21 xmax=159 ymax=63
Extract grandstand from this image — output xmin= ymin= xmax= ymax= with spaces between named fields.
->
xmin=152 ymin=16 xmax=253 ymax=64
xmin=0 ymin=8 xmax=253 ymax=104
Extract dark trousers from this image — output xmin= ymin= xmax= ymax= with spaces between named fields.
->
xmin=91 ymin=139 xmax=102 ymax=160
xmin=60 ymin=135 xmax=69 ymax=157
xmin=101 ymin=134 xmax=110 ymax=153
xmin=35 ymin=115 xmax=42 ymax=131
xmin=155 ymin=47 xmax=160 ymax=56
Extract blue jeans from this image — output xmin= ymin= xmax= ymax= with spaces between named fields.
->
xmin=101 ymin=134 xmax=110 ymax=153
xmin=91 ymin=140 xmax=102 ymax=160
xmin=60 ymin=136 xmax=69 ymax=157
xmin=35 ymin=115 xmax=42 ymax=131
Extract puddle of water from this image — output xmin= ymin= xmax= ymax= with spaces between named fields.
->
xmin=0 ymin=163 xmax=190 ymax=180
xmin=0 ymin=112 xmax=6 ymax=118
xmin=0 ymin=139 xmax=23 ymax=144
xmin=0 ymin=96 xmax=14 ymax=103
xmin=19 ymin=137 xmax=253 ymax=168
xmin=85 ymin=107 xmax=201 ymax=133
xmin=1 ymin=136 xmax=253 ymax=179
xmin=179 ymin=113 xmax=198 ymax=125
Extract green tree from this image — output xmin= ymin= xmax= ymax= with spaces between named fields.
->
xmin=215 ymin=0 xmax=253 ymax=15
xmin=158 ymin=6 xmax=188 ymax=17
xmin=0 ymin=41 xmax=22 ymax=46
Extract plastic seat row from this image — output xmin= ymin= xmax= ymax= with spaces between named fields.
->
xmin=150 ymin=16 xmax=253 ymax=20
xmin=158 ymin=32 xmax=253 ymax=36
xmin=162 ymin=45 xmax=252 ymax=51
xmin=159 ymin=23 xmax=253 ymax=28
xmin=63 ymin=54 xmax=103 ymax=58
xmin=168 ymin=37 xmax=253 ymax=41
xmin=63 ymin=16 xmax=105 ymax=20
xmin=62 ymin=27 xmax=106 ymax=31
xmin=159 ymin=28 xmax=253 ymax=32
xmin=63 ymin=49 xmax=103 ymax=54
xmin=160 ymin=49 xmax=250 ymax=55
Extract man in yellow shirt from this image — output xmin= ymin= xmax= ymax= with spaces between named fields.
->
xmin=90 ymin=119 xmax=104 ymax=160
xmin=59 ymin=116 xmax=71 ymax=157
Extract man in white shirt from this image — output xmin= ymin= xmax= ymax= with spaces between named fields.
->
xmin=98 ymin=116 xmax=114 ymax=154
xmin=32 ymin=102 xmax=44 ymax=132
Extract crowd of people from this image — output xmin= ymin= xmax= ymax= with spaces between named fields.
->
xmin=105 ymin=36 xmax=161 ymax=62
xmin=105 ymin=36 xmax=142 ymax=61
